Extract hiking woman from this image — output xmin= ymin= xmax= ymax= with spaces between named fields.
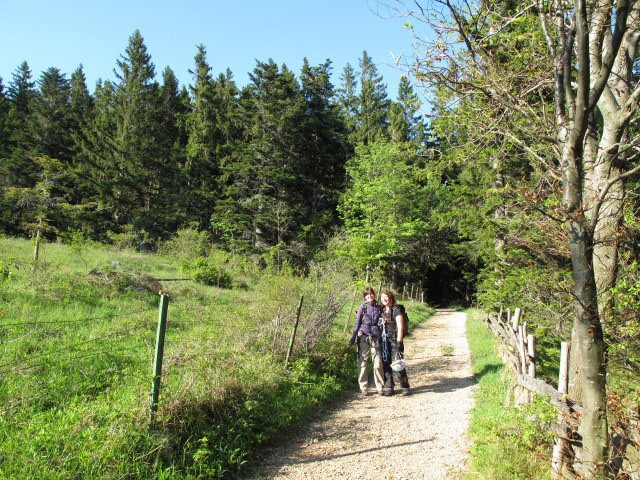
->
xmin=349 ymin=287 xmax=384 ymax=396
xmin=380 ymin=289 xmax=410 ymax=396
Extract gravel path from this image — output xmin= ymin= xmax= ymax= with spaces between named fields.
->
xmin=246 ymin=309 xmax=475 ymax=480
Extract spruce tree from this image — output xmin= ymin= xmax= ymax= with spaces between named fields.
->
xmin=299 ymin=58 xmax=346 ymax=250
xmin=7 ymin=61 xmax=36 ymax=115
xmin=76 ymin=31 xmax=165 ymax=237
xmin=214 ymin=59 xmax=307 ymax=262
xmin=31 ymin=67 xmax=72 ymax=162
xmin=336 ymin=63 xmax=358 ymax=147
xmin=183 ymin=44 xmax=223 ymax=229
xmin=389 ymin=76 xmax=424 ymax=145
xmin=0 ymin=77 xmax=9 ymax=164
xmin=356 ymin=51 xmax=389 ymax=144
xmin=69 ymin=65 xmax=93 ymax=124
xmin=4 ymin=61 xmax=37 ymax=188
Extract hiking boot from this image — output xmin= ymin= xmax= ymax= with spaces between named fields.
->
xmin=382 ymin=389 xmax=393 ymax=396
xmin=401 ymin=388 xmax=410 ymax=396
xmin=360 ymin=390 xmax=369 ymax=397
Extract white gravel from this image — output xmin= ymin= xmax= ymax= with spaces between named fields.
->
xmin=246 ymin=309 xmax=475 ymax=480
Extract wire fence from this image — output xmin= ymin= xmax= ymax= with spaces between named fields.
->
xmin=0 ymin=308 xmax=156 ymax=374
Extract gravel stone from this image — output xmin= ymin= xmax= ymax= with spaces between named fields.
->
xmin=247 ymin=310 xmax=474 ymax=480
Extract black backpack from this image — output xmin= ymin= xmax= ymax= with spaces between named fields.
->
xmin=393 ymin=304 xmax=409 ymax=336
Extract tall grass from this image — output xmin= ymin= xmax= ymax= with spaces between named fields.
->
xmin=463 ymin=309 xmax=554 ymax=480
xmin=0 ymin=236 xmax=358 ymax=479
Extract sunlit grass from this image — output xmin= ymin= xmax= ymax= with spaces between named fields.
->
xmin=0 ymin=236 xmax=360 ymax=479
xmin=463 ymin=309 xmax=552 ymax=480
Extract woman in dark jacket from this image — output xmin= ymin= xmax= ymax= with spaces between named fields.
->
xmin=350 ymin=287 xmax=384 ymax=396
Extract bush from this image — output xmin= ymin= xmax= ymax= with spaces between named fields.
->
xmin=159 ymin=226 xmax=211 ymax=261
xmin=182 ymin=258 xmax=233 ymax=288
xmin=0 ymin=257 xmax=16 ymax=280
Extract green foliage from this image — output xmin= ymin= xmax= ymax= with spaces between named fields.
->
xmin=159 ymin=225 xmax=211 ymax=261
xmin=464 ymin=310 xmax=552 ymax=480
xmin=181 ymin=257 xmax=233 ymax=288
xmin=336 ymin=141 xmax=431 ymax=272
xmin=0 ymin=236 xmax=356 ymax=479
xmin=0 ymin=257 xmax=16 ymax=280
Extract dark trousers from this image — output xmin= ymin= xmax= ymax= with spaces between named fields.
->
xmin=383 ymin=338 xmax=410 ymax=390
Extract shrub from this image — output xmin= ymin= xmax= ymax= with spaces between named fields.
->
xmin=182 ymin=258 xmax=233 ymax=288
xmin=0 ymin=257 xmax=16 ymax=280
xmin=159 ymin=226 xmax=211 ymax=261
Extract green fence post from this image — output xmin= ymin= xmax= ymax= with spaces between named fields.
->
xmin=149 ymin=293 xmax=169 ymax=427
xmin=285 ymin=295 xmax=304 ymax=369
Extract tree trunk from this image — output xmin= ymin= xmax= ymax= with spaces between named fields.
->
xmin=567 ymin=220 xmax=608 ymax=479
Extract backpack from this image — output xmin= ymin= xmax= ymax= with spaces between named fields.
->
xmin=393 ymin=304 xmax=409 ymax=336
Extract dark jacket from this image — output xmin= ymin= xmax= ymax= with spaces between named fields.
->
xmin=349 ymin=301 xmax=382 ymax=345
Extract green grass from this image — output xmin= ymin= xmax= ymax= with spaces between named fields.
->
xmin=0 ymin=236 xmax=360 ymax=479
xmin=463 ymin=309 xmax=554 ymax=480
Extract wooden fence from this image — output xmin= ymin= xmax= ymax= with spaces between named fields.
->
xmin=483 ymin=308 xmax=639 ymax=480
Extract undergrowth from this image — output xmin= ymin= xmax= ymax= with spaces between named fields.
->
xmin=463 ymin=309 xmax=553 ymax=480
xmin=0 ymin=235 xmax=359 ymax=479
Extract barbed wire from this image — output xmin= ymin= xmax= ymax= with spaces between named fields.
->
xmin=0 ymin=341 xmax=153 ymax=377
xmin=0 ymin=323 xmax=151 ymax=371
xmin=0 ymin=307 xmax=156 ymax=329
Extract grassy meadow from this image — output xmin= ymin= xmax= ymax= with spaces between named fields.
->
xmin=0 ymin=234 xmax=357 ymax=479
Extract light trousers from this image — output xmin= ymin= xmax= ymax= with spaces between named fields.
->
xmin=357 ymin=335 xmax=384 ymax=393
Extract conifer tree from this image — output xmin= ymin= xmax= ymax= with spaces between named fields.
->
xmin=31 ymin=67 xmax=72 ymax=162
xmin=356 ymin=51 xmax=389 ymax=144
xmin=214 ymin=59 xmax=307 ymax=262
xmin=336 ymin=63 xmax=359 ymax=147
xmin=184 ymin=45 xmax=223 ymax=229
xmin=389 ymin=76 xmax=424 ymax=144
xmin=157 ymin=66 xmax=188 ymax=231
xmin=76 ymin=30 xmax=166 ymax=236
xmin=4 ymin=62 xmax=37 ymax=188
xmin=298 ymin=58 xmax=346 ymax=250
xmin=69 ymin=65 xmax=93 ymax=124
xmin=7 ymin=61 xmax=35 ymax=115
xmin=0 ymin=77 xmax=9 ymax=164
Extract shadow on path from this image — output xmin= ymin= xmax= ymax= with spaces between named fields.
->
xmin=261 ymin=438 xmax=435 ymax=468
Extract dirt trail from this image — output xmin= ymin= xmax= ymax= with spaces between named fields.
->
xmin=245 ymin=309 xmax=475 ymax=480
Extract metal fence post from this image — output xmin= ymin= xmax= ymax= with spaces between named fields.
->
xmin=149 ymin=293 xmax=169 ymax=427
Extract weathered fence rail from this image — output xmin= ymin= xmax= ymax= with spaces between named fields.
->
xmin=484 ymin=309 xmax=581 ymax=479
xmin=484 ymin=308 xmax=640 ymax=479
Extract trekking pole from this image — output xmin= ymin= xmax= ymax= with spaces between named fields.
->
xmin=285 ymin=295 xmax=304 ymax=369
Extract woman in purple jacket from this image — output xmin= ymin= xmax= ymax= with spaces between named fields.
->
xmin=349 ymin=287 xmax=384 ymax=396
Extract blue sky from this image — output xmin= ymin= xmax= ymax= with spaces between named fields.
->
xmin=1 ymin=0 xmax=421 ymax=101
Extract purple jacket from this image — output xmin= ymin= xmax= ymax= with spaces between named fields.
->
xmin=351 ymin=301 xmax=382 ymax=342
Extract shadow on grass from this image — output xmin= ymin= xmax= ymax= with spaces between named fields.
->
xmin=472 ymin=363 xmax=503 ymax=381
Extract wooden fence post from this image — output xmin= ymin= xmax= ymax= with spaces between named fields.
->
xmin=149 ymin=293 xmax=169 ymax=427
xmin=512 ymin=307 xmax=521 ymax=331
xmin=344 ymin=285 xmax=358 ymax=333
xmin=527 ymin=334 xmax=536 ymax=378
xmin=285 ymin=295 xmax=304 ymax=369
xmin=518 ymin=325 xmax=527 ymax=374
xmin=551 ymin=342 xmax=571 ymax=479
